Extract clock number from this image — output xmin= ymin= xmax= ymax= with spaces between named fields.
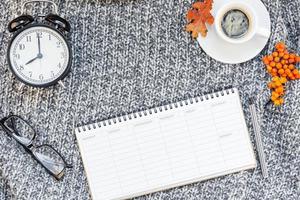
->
xmin=19 ymin=44 xmax=25 ymax=50
xmin=48 ymin=34 xmax=51 ymax=41
xmin=26 ymin=36 xmax=32 ymax=42
xmin=60 ymin=52 xmax=66 ymax=59
xmin=16 ymin=65 xmax=24 ymax=71
xmin=14 ymin=54 xmax=20 ymax=59
xmin=28 ymin=71 xmax=32 ymax=77
xmin=51 ymin=71 xmax=55 ymax=77
xmin=39 ymin=74 xmax=44 ymax=80
xmin=37 ymin=32 xmax=42 ymax=38
xmin=56 ymin=41 xmax=61 ymax=48
xmin=58 ymin=63 xmax=62 ymax=68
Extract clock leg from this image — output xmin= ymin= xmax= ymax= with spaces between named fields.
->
xmin=58 ymin=80 xmax=65 ymax=88
xmin=18 ymin=83 xmax=25 ymax=91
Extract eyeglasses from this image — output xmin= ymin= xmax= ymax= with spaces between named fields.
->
xmin=0 ymin=115 xmax=72 ymax=180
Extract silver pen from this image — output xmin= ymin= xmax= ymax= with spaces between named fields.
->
xmin=249 ymin=98 xmax=268 ymax=178
xmin=0 ymin=32 xmax=4 ymax=47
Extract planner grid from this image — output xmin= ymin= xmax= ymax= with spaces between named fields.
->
xmin=75 ymin=88 xmax=256 ymax=200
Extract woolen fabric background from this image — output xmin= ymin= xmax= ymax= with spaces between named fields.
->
xmin=0 ymin=0 xmax=299 ymax=199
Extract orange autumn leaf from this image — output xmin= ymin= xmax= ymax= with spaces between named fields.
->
xmin=186 ymin=0 xmax=214 ymax=38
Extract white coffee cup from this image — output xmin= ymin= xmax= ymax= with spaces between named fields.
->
xmin=215 ymin=2 xmax=270 ymax=44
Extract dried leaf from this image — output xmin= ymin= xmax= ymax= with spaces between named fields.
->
xmin=186 ymin=0 xmax=214 ymax=38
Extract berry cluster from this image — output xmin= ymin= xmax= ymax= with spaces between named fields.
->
xmin=262 ymin=42 xmax=300 ymax=106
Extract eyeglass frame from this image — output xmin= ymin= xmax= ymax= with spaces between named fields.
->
xmin=0 ymin=114 xmax=72 ymax=180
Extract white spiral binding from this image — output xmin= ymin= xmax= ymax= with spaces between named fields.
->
xmin=76 ymin=88 xmax=236 ymax=133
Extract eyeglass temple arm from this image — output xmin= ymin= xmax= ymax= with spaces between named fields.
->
xmin=41 ymin=144 xmax=73 ymax=168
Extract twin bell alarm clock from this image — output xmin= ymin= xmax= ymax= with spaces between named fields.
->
xmin=7 ymin=0 xmax=72 ymax=88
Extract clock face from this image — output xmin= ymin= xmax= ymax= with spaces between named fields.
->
xmin=8 ymin=25 xmax=70 ymax=87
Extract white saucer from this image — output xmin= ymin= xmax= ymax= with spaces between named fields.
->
xmin=197 ymin=0 xmax=271 ymax=64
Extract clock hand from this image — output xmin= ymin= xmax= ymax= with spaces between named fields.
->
xmin=25 ymin=56 xmax=39 ymax=65
xmin=37 ymin=32 xmax=42 ymax=55
xmin=25 ymin=52 xmax=43 ymax=65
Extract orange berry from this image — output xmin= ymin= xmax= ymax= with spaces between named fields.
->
xmin=276 ymin=63 xmax=282 ymax=69
xmin=272 ymin=76 xmax=279 ymax=81
xmin=279 ymin=52 xmax=284 ymax=57
xmin=281 ymin=60 xmax=286 ymax=65
xmin=274 ymin=100 xmax=281 ymax=106
xmin=262 ymin=56 xmax=268 ymax=62
xmin=288 ymin=64 xmax=295 ymax=70
xmin=278 ymin=69 xmax=285 ymax=75
xmin=270 ymin=61 xmax=276 ymax=67
xmin=272 ymin=52 xmax=279 ymax=57
xmin=283 ymin=54 xmax=290 ymax=60
xmin=272 ymin=91 xmax=279 ymax=98
xmin=275 ymin=86 xmax=284 ymax=94
xmin=282 ymin=73 xmax=287 ymax=77
xmin=264 ymin=59 xmax=270 ymax=65
xmin=271 ymin=96 xmax=277 ymax=102
xmin=276 ymin=42 xmax=285 ymax=50
xmin=266 ymin=65 xmax=272 ymax=71
xmin=279 ymin=98 xmax=284 ymax=104
xmin=267 ymin=82 xmax=273 ymax=89
xmin=296 ymin=56 xmax=300 ymax=63
xmin=293 ymin=69 xmax=299 ymax=75
xmin=278 ymin=48 xmax=285 ymax=53
xmin=272 ymin=68 xmax=278 ymax=74
xmin=290 ymin=54 xmax=296 ymax=59
xmin=283 ymin=64 xmax=288 ymax=69
xmin=267 ymin=55 xmax=274 ymax=61
xmin=278 ymin=91 xmax=284 ymax=96
xmin=295 ymin=74 xmax=300 ymax=79
xmin=274 ymin=57 xmax=280 ymax=62
xmin=275 ymin=80 xmax=282 ymax=87
xmin=288 ymin=58 xmax=295 ymax=64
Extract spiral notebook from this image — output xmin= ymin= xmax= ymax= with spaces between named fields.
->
xmin=75 ymin=88 xmax=256 ymax=200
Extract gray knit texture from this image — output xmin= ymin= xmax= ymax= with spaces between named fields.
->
xmin=0 ymin=0 xmax=299 ymax=199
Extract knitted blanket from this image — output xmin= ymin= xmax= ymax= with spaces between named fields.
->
xmin=0 ymin=0 xmax=299 ymax=199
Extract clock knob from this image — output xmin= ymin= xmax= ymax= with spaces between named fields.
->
xmin=21 ymin=0 xmax=58 ymax=16
xmin=58 ymin=81 xmax=66 ymax=88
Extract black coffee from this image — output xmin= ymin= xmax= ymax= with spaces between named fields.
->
xmin=221 ymin=9 xmax=249 ymax=38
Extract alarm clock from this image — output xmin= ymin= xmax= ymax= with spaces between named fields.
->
xmin=7 ymin=0 xmax=72 ymax=88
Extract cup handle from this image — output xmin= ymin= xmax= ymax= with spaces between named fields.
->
xmin=256 ymin=27 xmax=270 ymax=38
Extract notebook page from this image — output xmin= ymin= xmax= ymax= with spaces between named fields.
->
xmin=75 ymin=89 xmax=256 ymax=200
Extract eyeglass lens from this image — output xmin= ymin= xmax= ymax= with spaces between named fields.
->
xmin=33 ymin=145 xmax=65 ymax=176
xmin=4 ymin=116 xmax=35 ymax=146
